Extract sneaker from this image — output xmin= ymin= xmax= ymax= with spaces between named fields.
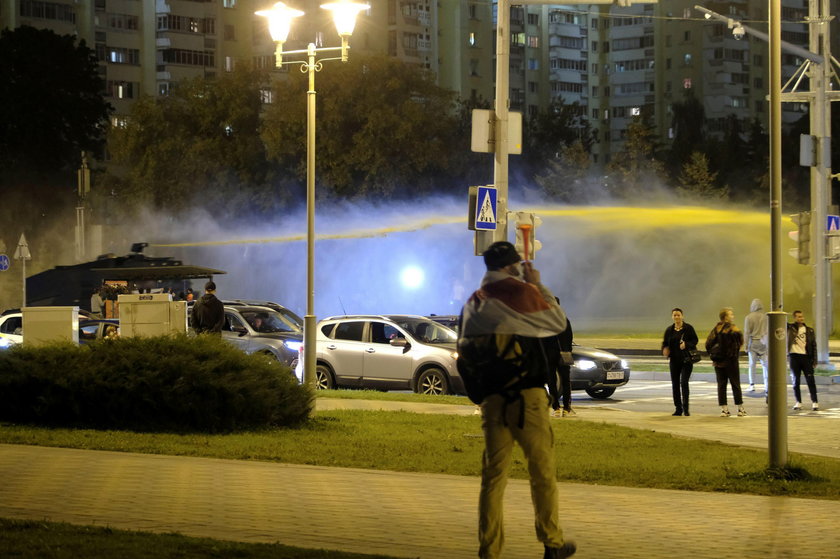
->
xmin=749 ymin=384 xmax=755 ymax=392
xmin=720 ymin=407 xmax=731 ymax=417
xmin=812 ymin=402 xmax=819 ymax=411
xmin=562 ymin=408 xmax=576 ymax=417
xmin=737 ymin=406 xmax=747 ymax=417
xmin=544 ymin=542 xmax=577 ymax=559
xmin=793 ymin=402 xmax=802 ymax=410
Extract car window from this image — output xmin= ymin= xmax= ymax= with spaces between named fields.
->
xmin=241 ymin=311 xmax=295 ymax=333
xmin=321 ymin=324 xmax=335 ymax=337
xmin=370 ymin=321 xmax=402 ymax=344
xmin=0 ymin=316 xmax=21 ymax=335
xmin=79 ymin=324 xmax=99 ymax=341
xmin=225 ymin=313 xmax=247 ymax=331
xmin=392 ymin=318 xmax=457 ymax=344
xmin=334 ymin=321 xmax=365 ymax=341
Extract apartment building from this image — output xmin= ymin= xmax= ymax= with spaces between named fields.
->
xmin=2 ymin=0 xmax=835 ymax=166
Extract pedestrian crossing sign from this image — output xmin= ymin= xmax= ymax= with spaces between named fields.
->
xmin=828 ymin=215 xmax=840 ymax=231
xmin=475 ymin=186 xmax=497 ymax=231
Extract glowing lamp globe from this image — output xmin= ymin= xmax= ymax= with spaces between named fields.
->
xmin=321 ymin=1 xmax=369 ymax=37
xmin=256 ymin=2 xmax=304 ymax=43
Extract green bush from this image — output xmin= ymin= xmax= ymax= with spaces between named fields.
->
xmin=0 ymin=335 xmax=314 ymax=432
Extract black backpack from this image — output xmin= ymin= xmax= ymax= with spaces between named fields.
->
xmin=456 ymin=334 xmax=531 ymax=405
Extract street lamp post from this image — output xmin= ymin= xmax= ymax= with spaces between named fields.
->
xmin=257 ymin=1 xmax=368 ymax=387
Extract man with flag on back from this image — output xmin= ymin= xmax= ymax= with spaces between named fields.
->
xmin=457 ymin=241 xmax=575 ymax=559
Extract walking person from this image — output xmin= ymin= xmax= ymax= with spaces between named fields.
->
xmin=705 ymin=307 xmax=746 ymax=417
xmin=744 ymin=298 xmax=769 ymax=394
xmin=458 ymin=241 xmax=576 ymax=559
xmin=192 ymin=281 xmax=224 ymax=335
xmin=661 ymin=308 xmax=698 ymax=416
xmin=556 ymin=317 xmax=575 ymax=417
xmin=787 ymin=310 xmax=819 ymax=411
xmin=89 ymin=287 xmax=104 ymax=318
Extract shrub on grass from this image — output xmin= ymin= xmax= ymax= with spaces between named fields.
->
xmin=0 ymin=335 xmax=314 ymax=432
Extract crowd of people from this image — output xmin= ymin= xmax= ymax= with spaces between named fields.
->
xmin=660 ymin=300 xmax=820 ymax=417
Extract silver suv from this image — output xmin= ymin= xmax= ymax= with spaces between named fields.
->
xmin=310 ymin=315 xmax=462 ymax=395
xmin=221 ymin=305 xmax=303 ymax=370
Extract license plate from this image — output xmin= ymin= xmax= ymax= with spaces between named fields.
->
xmin=606 ymin=371 xmax=624 ymax=380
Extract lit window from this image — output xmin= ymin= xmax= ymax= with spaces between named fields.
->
xmin=469 ymin=32 xmax=476 ymax=46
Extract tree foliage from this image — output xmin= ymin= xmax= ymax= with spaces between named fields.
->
xmin=677 ymin=151 xmax=727 ymax=199
xmin=106 ymin=68 xmax=278 ymax=214
xmin=261 ymin=55 xmax=465 ymax=198
xmin=605 ymin=115 xmax=666 ymax=197
xmin=0 ymin=26 xmax=111 ymax=179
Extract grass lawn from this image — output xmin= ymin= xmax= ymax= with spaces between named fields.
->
xmin=0 ymin=518 xmax=400 ymax=559
xmin=2 ymin=407 xmax=838 ymax=500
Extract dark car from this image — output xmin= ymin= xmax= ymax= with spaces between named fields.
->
xmin=426 ymin=314 xmax=630 ymax=399
xmin=79 ymin=319 xmax=120 ymax=343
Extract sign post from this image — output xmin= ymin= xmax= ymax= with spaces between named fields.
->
xmin=14 ymin=233 xmax=31 ymax=308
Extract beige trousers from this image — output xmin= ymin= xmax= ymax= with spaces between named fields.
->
xmin=478 ymin=387 xmax=564 ymax=558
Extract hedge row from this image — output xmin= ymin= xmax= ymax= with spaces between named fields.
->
xmin=0 ymin=335 xmax=314 ymax=432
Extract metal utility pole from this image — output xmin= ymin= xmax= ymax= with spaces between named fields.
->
xmin=75 ymin=152 xmax=90 ymax=262
xmin=492 ymin=0 xmax=511 ymax=244
xmin=14 ymin=233 xmax=31 ymax=308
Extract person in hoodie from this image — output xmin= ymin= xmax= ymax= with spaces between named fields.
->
xmin=459 ymin=241 xmax=575 ymax=559
xmin=743 ymin=298 xmax=769 ymax=394
xmin=192 ymin=281 xmax=224 ymax=335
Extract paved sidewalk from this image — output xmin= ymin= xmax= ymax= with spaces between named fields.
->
xmin=2 ymin=397 xmax=839 ymax=559
xmin=1 ymin=443 xmax=839 ymax=559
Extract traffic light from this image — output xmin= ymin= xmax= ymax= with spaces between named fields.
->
xmin=788 ymin=211 xmax=811 ymax=265
xmin=513 ymin=212 xmax=543 ymax=260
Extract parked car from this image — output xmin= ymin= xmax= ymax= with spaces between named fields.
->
xmin=79 ymin=319 xmax=120 ymax=343
xmin=0 ymin=310 xmax=23 ymax=348
xmin=426 ymin=314 xmax=630 ymax=399
xmin=222 ymin=300 xmax=303 ymax=328
xmin=307 ymin=315 xmax=463 ymax=395
xmin=220 ymin=305 xmax=302 ymax=369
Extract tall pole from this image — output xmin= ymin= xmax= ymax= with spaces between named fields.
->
xmin=768 ymin=0 xmax=788 ymax=468
xmin=810 ymin=0 xmax=832 ymax=365
xmin=493 ymin=0 xmax=510 ymax=242
xmin=303 ymin=42 xmax=317 ymax=387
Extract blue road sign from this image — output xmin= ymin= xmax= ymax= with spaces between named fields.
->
xmin=475 ymin=186 xmax=497 ymax=231
xmin=828 ymin=215 xmax=840 ymax=231
xmin=0 ymin=254 xmax=9 ymax=271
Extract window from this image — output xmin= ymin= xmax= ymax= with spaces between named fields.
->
xmin=108 ymin=47 xmax=140 ymax=65
xmin=469 ymin=32 xmax=476 ymax=46
xmin=0 ymin=316 xmax=21 ymax=335
xmin=260 ymin=88 xmax=273 ymax=103
xmin=223 ymin=0 xmax=236 ymax=7
xmin=683 ymin=78 xmax=692 ymax=89
xmin=106 ymin=81 xmax=137 ymax=99
xmin=370 ymin=322 xmax=400 ymax=344
xmin=591 ymin=18 xmax=598 ymax=29
xmin=754 ymin=77 xmax=763 ymax=88
xmin=224 ymin=56 xmax=233 ymax=72
xmin=334 ymin=321 xmax=364 ymax=341
xmin=754 ymin=54 xmax=763 ymax=66
xmin=592 ymin=86 xmax=598 ymax=97
xmin=528 ymin=81 xmax=538 ymax=93
xmin=469 ymin=3 xmax=477 ymax=19
xmin=684 ymin=30 xmax=690 ymax=41
xmin=527 ymin=13 xmax=539 ymax=25
xmin=528 ymin=35 xmax=539 ymax=48
xmin=666 ymin=58 xmax=671 ymax=69
xmin=160 ymin=49 xmax=214 ymax=67
xmin=592 ymin=108 xmax=599 ymax=119
xmin=591 ymin=41 xmax=597 ymax=52
xmin=684 ymin=53 xmax=692 ymax=66
xmin=527 ymin=58 xmax=538 ymax=70
xmin=20 ymin=0 xmax=76 ymax=23
xmin=470 ymin=59 xmax=479 ymax=76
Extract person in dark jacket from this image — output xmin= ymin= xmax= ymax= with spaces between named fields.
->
xmin=192 ymin=281 xmax=224 ymax=335
xmin=705 ymin=307 xmax=746 ymax=417
xmin=661 ymin=308 xmax=699 ymax=416
xmin=458 ymin=241 xmax=575 ymax=559
xmin=787 ymin=310 xmax=819 ymax=411
xmin=556 ymin=318 xmax=575 ymax=417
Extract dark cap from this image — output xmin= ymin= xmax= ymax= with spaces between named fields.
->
xmin=204 ymin=281 xmax=216 ymax=292
xmin=483 ymin=241 xmax=520 ymax=269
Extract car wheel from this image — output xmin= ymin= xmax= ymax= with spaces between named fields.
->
xmin=315 ymin=364 xmax=335 ymax=390
xmin=585 ymin=387 xmax=616 ymax=399
xmin=416 ymin=367 xmax=449 ymax=395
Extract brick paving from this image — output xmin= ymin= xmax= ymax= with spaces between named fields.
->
xmin=1 ymin=399 xmax=839 ymax=559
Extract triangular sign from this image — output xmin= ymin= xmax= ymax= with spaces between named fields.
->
xmin=477 ymin=192 xmax=495 ymax=224
xmin=14 ymin=233 xmax=31 ymax=260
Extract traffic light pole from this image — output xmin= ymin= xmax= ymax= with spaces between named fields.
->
xmin=492 ymin=0 xmax=511 ymax=244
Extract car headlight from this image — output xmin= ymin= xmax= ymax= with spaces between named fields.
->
xmin=450 ymin=351 xmax=459 ymax=359
xmin=0 ymin=337 xmax=10 ymax=349
xmin=621 ymin=359 xmax=629 ymax=369
xmin=284 ymin=340 xmax=303 ymax=352
xmin=575 ymin=359 xmax=597 ymax=371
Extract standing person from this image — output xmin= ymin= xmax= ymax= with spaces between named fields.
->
xmin=744 ymin=298 xmax=769 ymax=394
xmin=192 ymin=281 xmax=224 ymax=335
xmin=705 ymin=307 xmax=746 ymax=417
xmin=89 ymin=287 xmax=104 ymax=318
xmin=556 ymin=317 xmax=575 ymax=417
xmin=458 ymin=241 xmax=575 ymax=559
xmin=787 ymin=310 xmax=819 ymax=411
xmin=661 ymin=308 xmax=699 ymax=416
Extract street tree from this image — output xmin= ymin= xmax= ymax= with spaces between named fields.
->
xmin=605 ymin=115 xmax=667 ymax=198
xmin=534 ymin=140 xmax=593 ymax=201
xmin=106 ymin=68 xmax=276 ymax=214
xmin=0 ymin=26 xmax=111 ymax=180
xmin=261 ymin=55 xmax=464 ymax=198
xmin=677 ymin=151 xmax=727 ymax=199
